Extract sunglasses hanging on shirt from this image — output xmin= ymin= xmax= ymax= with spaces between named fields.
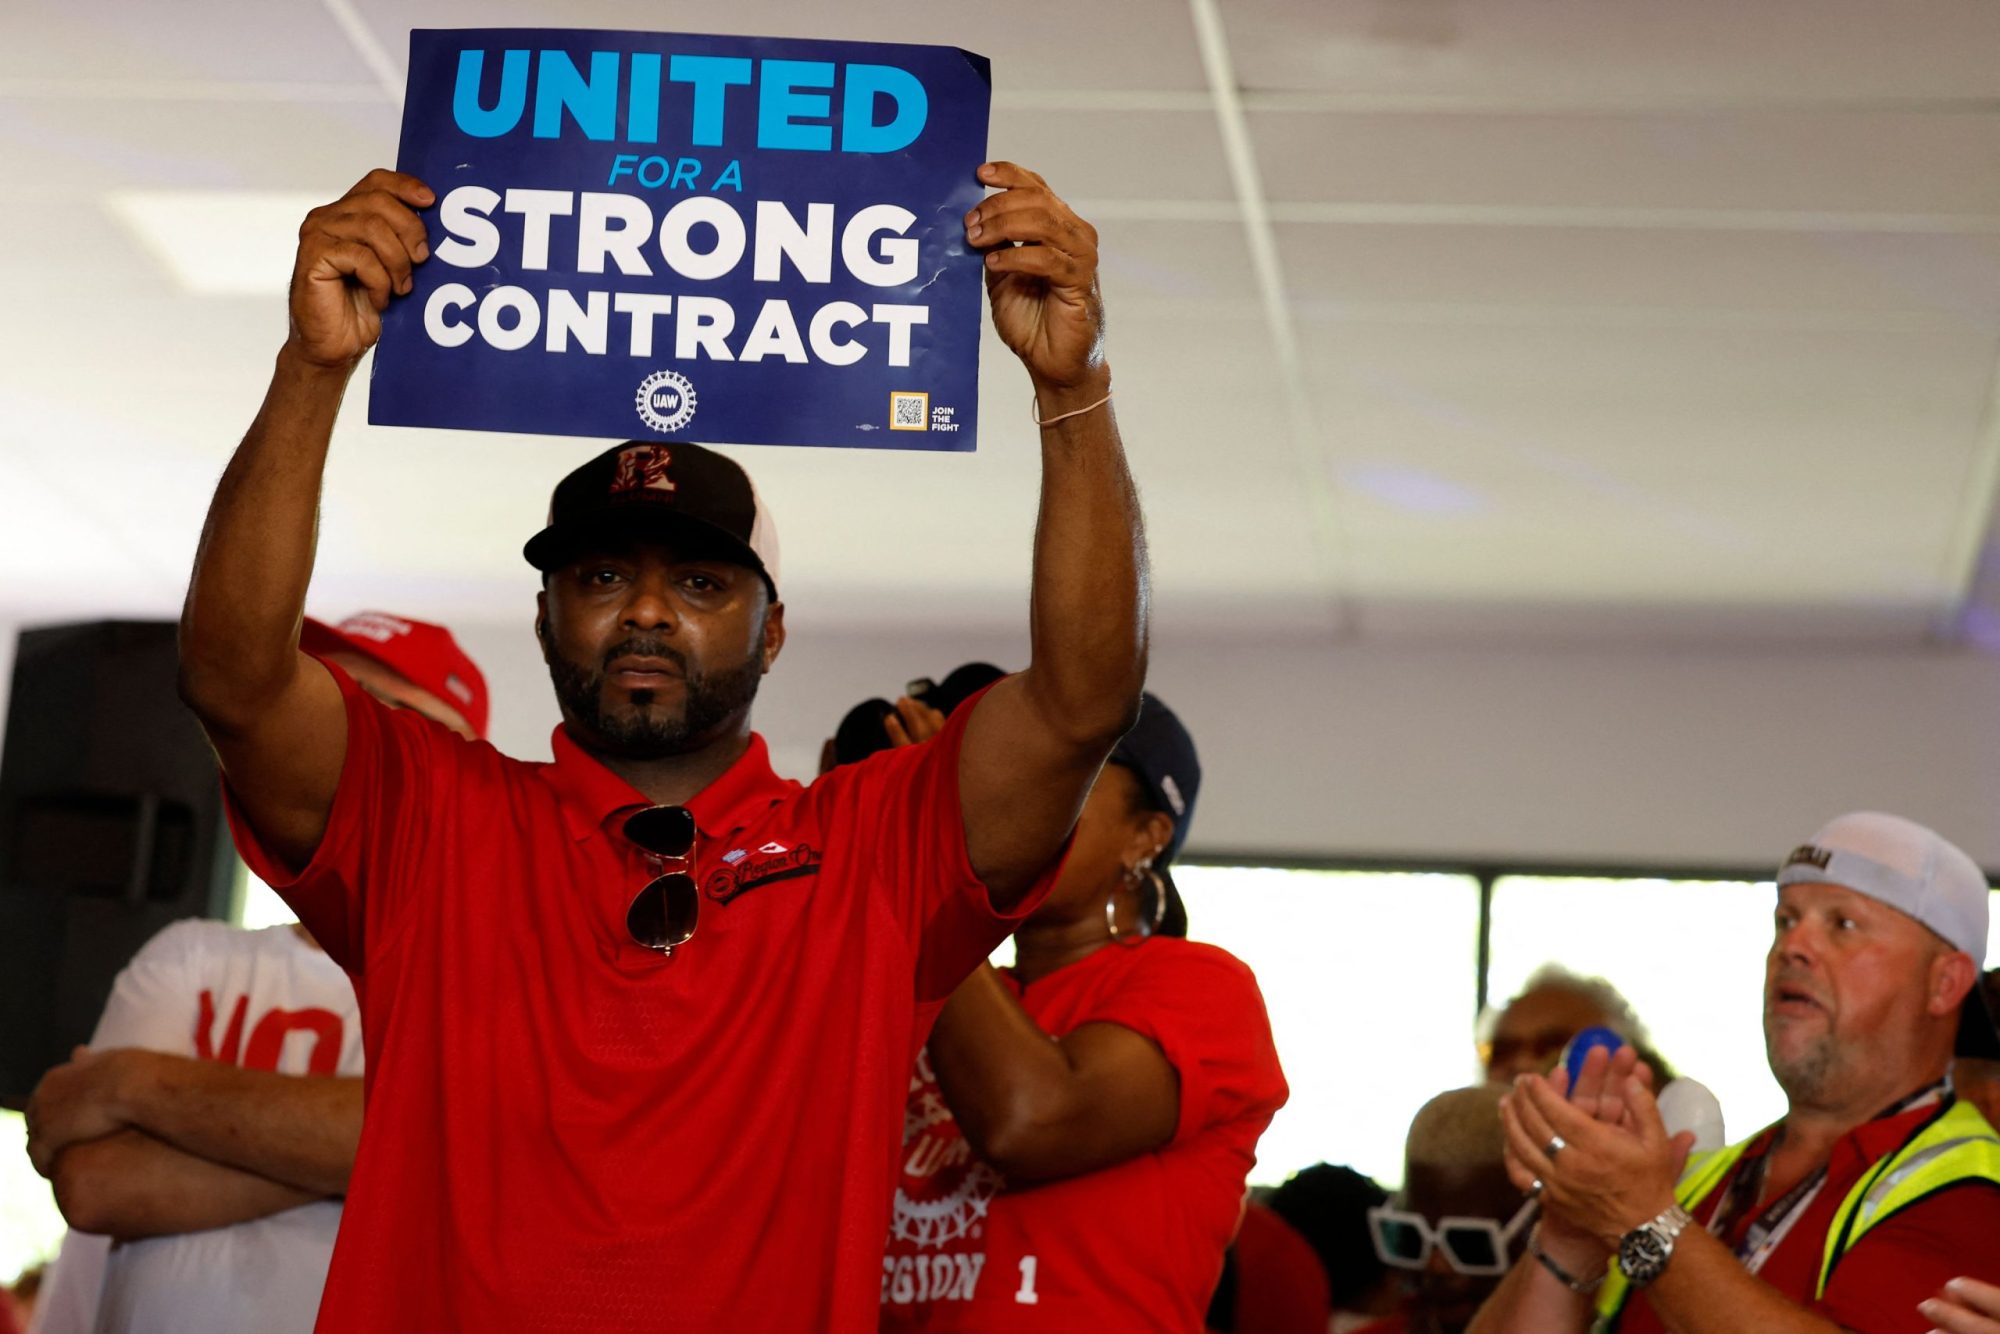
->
xmin=623 ymin=805 xmax=699 ymax=955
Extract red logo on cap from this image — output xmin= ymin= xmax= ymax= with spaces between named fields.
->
xmin=337 ymin=613 xmax=414 ymax=644
xmin=612 ymin=446 xmax=676 ymax=496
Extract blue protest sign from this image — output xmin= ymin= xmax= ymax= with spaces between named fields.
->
xmin=368 ymin=29 xmax=990 ymax=451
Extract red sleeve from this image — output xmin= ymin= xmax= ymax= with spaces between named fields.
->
xmin=220 ymin=658 xmax=460 ymax=973
xmin=1082 ymin=941 xmax=1289 ymax=1148
xmin=812 ymin=685 xmax=1068 ymax=1003
xmin=1811 ymin=1181 xmax=2000 ymax=1332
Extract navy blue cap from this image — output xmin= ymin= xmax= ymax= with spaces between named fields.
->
xmin=1110 ymin=693 xmax=1200 ymax=864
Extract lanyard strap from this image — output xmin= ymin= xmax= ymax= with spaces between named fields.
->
xmin=1714 ymin=1157 xmax=1825 ymax=1275
xmin=1708 ymin=1080 xmax=1950 ymax=1276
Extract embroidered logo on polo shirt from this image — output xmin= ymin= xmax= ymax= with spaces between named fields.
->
xmin=704 ymin=842 xmax=821 ymax=903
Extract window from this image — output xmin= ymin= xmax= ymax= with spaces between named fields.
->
xmin=0 ymin=1112 xmax=62 ymax=1287
xmin=1486 ymin=875 xmax=1789 ymax=1143
xmin=1177 ymin=866 xmax=1483 ymax=1189
xmin=239 ymin=868 xmax=296 ymax=929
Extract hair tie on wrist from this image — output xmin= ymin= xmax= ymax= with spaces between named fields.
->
xmin=1530 ymin=1223 xmax=1605 ymax=1294
xmin=1031 ymin=389 xmax=1112 ymax=427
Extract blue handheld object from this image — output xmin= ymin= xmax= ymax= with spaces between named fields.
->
xmin=1561 ymin=1026 xmax=1625 ymax=1090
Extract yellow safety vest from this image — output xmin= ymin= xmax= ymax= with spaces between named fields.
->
xmin=1591 ymin=1099 xmax=2000 ymax=1332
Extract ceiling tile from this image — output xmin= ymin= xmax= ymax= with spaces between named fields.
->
xmin=1219 ymin=0 xmax=2000 ymax=104
xmin=345 ymin=0 xmax=1212 ymax=92
xmin=1250 ymin=109 xmax=2000 ymax=218
xmin=1277 ymin=224 xmax=2000 ymax=322
xmin=1300 ymin=322 xmax=2000 ymax=604
xmin=0 ymin=0 xmax=381 ymax=85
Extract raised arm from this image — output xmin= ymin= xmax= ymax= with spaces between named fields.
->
xmin=177 ymin=168 xmax=433 ymax=869
xmin=955 ymin=162 xmax=1147 ymax=907
xmin=27 ymin=1047 xmax=361 ymax=1195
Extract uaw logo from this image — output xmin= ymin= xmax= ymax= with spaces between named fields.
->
xmin=702 ymin=841 xmax=821 ymax=904
xmin=635 ymin=369 xmax=698 ymax=433
xmin=889 ymin=1049 xmax=1004 ymax=1253
xmin=612 ymin=444 xmax=677 ymax=496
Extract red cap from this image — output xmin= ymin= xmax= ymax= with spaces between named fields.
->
xmin=299 ymin=612 xmax=489 ymax=739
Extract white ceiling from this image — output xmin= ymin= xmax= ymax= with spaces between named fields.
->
xmin=4 ymin=0 xmax=1999 ymax=643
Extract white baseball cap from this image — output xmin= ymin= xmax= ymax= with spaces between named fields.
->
xmin=1777 ymin=811 xmax=1999 ymax=1058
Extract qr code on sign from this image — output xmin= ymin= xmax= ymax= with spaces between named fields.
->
xmin=890 ymin=392 xmax=929 ymax=431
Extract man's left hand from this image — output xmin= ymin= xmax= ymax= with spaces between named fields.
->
xmin=25 ymin=1046 xmax=146 ymax=1177
xmin=1923 ymin=1277 xmax=2000 ymax=1333
xmin=1501 ymin=1067 xmax=1696 ymax=1246
xmin=966 ymin=162 xmax=1106 ymax=402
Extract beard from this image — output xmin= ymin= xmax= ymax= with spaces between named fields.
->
xmin=547 ymin=631 xmax=764 ymax=759
xmin=1764 ymin=1015 xmax=1838 ymax=1103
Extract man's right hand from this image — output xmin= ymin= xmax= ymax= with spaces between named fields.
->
xmin=1501 ymin=1046 xmax=1663 ymax=1266
xmin=287 ymin=168 xmax=434 ymax=371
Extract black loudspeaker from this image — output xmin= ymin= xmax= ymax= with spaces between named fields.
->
xmin=0 ymin=621 xmax=239 ymax=1105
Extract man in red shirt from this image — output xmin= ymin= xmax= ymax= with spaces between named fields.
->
xmin=173 ymin=161 xmax=1145 ymax=1331
xmin=1469 ymin=811 xmax=2000 ymax=1334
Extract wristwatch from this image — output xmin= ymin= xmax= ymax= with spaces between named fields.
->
xmin=1615 ymin=1204 xmax=1693 ymax=1288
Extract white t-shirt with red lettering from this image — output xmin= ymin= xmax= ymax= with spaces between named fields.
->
xmin=31 ymin=920 xmax=363 ymax=1334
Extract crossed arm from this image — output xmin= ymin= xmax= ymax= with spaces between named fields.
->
xmin=883 ymin=700 xmax=1180 ymax=1182
xmin=29 ymin=1047 xmax=361 ymax=1239
xmin=925 ymin=964 xmax=1179 ymax=1183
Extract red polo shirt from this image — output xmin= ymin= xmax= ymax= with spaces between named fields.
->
xmin=1618 ymin=1098 xmax=2000 ymax=1333
xmin=224 ymin=663 xmax=1053 ymax=1332
xmin=879 ymin=937 xmax=1288 ymax=1332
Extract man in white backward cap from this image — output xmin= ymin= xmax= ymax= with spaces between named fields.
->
xmin=1471 ymin=811 xmax=2000 ymax=1334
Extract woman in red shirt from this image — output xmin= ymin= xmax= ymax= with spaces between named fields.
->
xmin=879 ymin=692 xmax=1290 ymax=1332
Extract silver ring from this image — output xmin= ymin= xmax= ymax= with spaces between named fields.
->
xmin=1529 ymin=1178 xmax=1544 ymax=1198
xmin=1545 ymin=1134 xmax=1567 ymax=1159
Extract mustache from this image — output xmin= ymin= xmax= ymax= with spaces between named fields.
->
xmin=1769 ymin=964 xmax=1824 ymax=1001
xmin=601 ymin=638 xmax=689 ymax=674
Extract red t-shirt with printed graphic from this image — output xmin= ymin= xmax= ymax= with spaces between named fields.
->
xmin=223 ymin=663 xmax=1055 ymax=1333
xmin=880 ymin=936 xmax=1288 ymax=1331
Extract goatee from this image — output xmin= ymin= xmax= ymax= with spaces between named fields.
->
xmin=548 ymin=635 xmax=763 ymax=758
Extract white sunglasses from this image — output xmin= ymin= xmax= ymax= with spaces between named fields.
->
xmin=1367 ymin=1197 xmax=1538 ymax=1276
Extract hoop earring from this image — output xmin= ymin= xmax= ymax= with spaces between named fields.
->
xmin=1104 ymin=894 xmax=1123 ymax=940
xmin=1145 ymin=869 xmax=1168 ymax=934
